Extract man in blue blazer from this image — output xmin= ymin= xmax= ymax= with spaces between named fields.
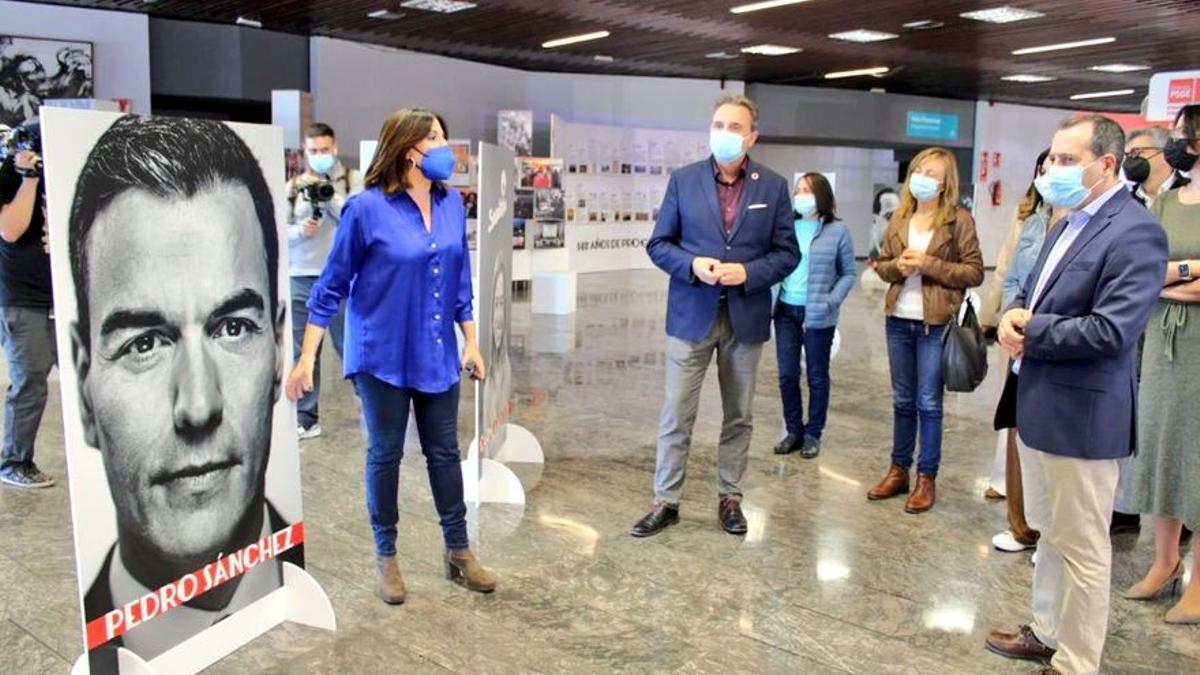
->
xmin=630 ymin=94 xmax=799 ymax=538
xmin=986 ymin=115 xmax=1168 ymax=675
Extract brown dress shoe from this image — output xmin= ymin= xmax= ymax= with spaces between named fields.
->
xmin=444 ymin=548 xmax=497 ymax=593
xmin=985 ymin=625 xmax=1055 ymax=663
xmin=905 ymin=473 xmax=936 ymax=514
xmin=375 ymin=555 xmax=407 ymax=605
xmin=867 ymin=464 xmax=910 ymax=501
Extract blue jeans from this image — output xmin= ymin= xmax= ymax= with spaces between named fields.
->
xmin=773 ymin=302 xmax=835 ymax=440
xmin=353 ymin=373 xmax=468 ymax=555
xmin=0 ymin=307 xmax=57 ymax=472
xmin=291 ymin=276 xmax=346 ymax=429
xmin=885 ymin=317 xmax=946 ymax=476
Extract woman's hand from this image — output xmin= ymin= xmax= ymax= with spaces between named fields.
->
xmin=462 ymin=344 xmax=486 ymax=381
xmin=286 ymin=356 xmax=316 ymax=401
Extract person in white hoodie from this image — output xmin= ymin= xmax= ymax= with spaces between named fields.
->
xmin=286 ymin=122 xmax=362 ymax=439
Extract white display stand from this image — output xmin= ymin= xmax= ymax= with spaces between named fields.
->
xmin=71 ymin=563 xmax=335 ymax=675
xmin=463 ymin=423 xmax=545 ymax=505
xmin=532 ymin=270 xmax=578 ymax=315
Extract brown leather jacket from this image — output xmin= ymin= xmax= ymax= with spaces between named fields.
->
xmin=875 ymin=207 xmax=985 ymax=326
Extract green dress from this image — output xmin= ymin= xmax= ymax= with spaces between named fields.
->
xmin=1126 ymin=190 xmax=1200 ymax=528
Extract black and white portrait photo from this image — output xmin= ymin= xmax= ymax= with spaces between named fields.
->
xmin=0 ymin=35 xmax=94 ymax=127
xmin=41 ymin=109 xmax=305 ymax=673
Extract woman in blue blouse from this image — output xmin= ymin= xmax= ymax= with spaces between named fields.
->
xmin=286 ymin=108 xmax=494 ymax=604
xmin=773 ymin=173 xmax=856 ymax=459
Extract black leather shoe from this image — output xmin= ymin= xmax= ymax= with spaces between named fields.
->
xmin=630 ymin=503 xmax=679 ymax=538
xmin=773 ymin=434 xmax=803 ymax=455
xmin=799 ymin=436 xmax=821 ymax=459
xmin=719 ymin=497 xmax=747 ymax=535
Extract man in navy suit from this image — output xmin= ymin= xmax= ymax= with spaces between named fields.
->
xmin=630 ymin=94 xmax=799 ymax=538
xmin=985 ymin=115 xmax=1168 ymax=675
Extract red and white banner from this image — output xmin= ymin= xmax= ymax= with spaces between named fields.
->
xmin=85 ymin=523 xmax=305 ymax=651
xmin=1147 ymin=70 xmax=1200 ymax=122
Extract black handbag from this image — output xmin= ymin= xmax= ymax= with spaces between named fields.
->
xmin=943 ymin=297 xmax=988 ymax=392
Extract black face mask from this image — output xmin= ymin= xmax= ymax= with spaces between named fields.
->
xmin=1164 ymin=137 xmax=1198 ymax=172
xmin=1122 ymin=156 xmax=1151 ymax=184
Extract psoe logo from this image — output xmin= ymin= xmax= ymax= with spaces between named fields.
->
xmin=1167 ymin=78 xmax=1197 ymax=105
xmin=487 ymin=169 xmax=509 ymax=234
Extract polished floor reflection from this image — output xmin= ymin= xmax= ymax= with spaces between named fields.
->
xmin=2 ymin=269 xmax=1198 ymax=673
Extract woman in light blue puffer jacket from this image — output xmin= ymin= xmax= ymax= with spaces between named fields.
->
xmin=773 ymin=172 xmax=857 ymax=458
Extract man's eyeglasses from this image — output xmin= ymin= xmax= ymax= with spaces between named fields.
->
xmin=1125 ymin=147 xmax=1162 ymax=160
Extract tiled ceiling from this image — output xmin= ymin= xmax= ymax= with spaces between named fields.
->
xmin=22 ymin=0 xmax=1200 ymax=112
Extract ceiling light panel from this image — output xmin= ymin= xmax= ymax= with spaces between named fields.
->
xmin=829 ymin=30 xmax=898 ymax=44
xmin=1002 ymin=74 xmax=1057 ymax=83
xmin=730 ymin=0 xmax=815 ymax=14
xmin=741 ymin=44 xmax=802 ymax=56
xmin=961 ymin=6 xmax=1045 ymax=23
xmin=1012 ymin=37 xmax=1116 ymax=55
xmin=400 ymin=0 xmax=476 ymax=13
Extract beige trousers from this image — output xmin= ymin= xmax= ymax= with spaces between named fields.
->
xmin=1017 ymin=434 xmax=1119 ymax=675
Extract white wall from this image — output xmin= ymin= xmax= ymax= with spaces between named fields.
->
xmin=971 ymin=101 xmax=1074 ymax=266
xmin=1 ymin=0 xmax=152 ymax=114
xmin=752 ymin=144 xmax=899 ymax=256
xmin=310 ymin=37 xmax=742 ymax=166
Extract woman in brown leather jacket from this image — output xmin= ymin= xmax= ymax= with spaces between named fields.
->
xmin=867 ymin=147 xmax=984 ymax=513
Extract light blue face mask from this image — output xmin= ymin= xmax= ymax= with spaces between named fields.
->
xmin=710 ymin=129 xmax=747 ymax=165
xmin=307 ymin=153 xmax=335 ymax=175
xmin=793 ymin=193 xmax=817 ymax=217
xmin=908 ymin=173 xmax=941 ymax=203
xmin=1036 ymin=160 xmax=1098 ymax=209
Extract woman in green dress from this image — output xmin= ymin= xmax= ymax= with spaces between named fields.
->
xmin=1123 ymin=104 xmax=1200 ymax=624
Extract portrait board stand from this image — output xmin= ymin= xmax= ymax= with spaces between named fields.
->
xmin=463 ymin=142 xmax=544 ymax=506
xmin=41 ymin=108 xmax=335 ymax=675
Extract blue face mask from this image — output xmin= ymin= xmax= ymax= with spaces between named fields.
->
xmin=908 ymin=173 xmax=941 ymax=203
xmin=1036 ymin=161 xmax=1098 ymax=209
xmin=793 ymin=194 xmax=817 ymax=217
xmin=710 ymin=129 xmax=747 ymax=165
xmin=418 ymin=145 xmax=457 ymax=181
xmin=307 ymin=153 xmax=335 ymax=175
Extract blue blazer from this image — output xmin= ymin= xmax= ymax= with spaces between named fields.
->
xmin=1007 ymin=187 xmax=1167 ymax=460
xmin=647 ymin=158 xmax=799 ymax=344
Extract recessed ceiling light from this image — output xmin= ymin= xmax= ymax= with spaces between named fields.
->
xmin=400 ymin=0 xmax=476 ymax=13
xmin=829 ymin=29 xmax=898 ymax=44
xmin=1002 ymin=74 xmax=1058 ymax=83
xmin=902 ymin=20 xmax=945 ymax=30
xmin=367 ymin=9 xmax=405 ymax=19
xmin=741 ymin=44 xmax=802 ymax=56
xmin=730 ymin=0 xmax=815 ymax=14
xmin=961 ymin=6 xmax=1045 ymax=23
xmin=542 ymin=31 xmax=611 ymax=49
xmin=825 ymin=66 xmax=890 ymax=79
xmin=235 ymin=16 xmax=262 ymax=28
xmin=1089 ymin=63 xmax=1150 ymax=73
xmin=1013 ymin=37 xmax=1115 ymax=55
xmin=1070 ymin=89 xmax=1137 ymax=100
xmin=593 ymin=55 xmax=614 ymax=63
xmin=705 ymin=51 xmax=739 ymax=60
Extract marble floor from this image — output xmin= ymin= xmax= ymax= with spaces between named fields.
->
xmin=2 ymin=269 xmax=1198 ymax=674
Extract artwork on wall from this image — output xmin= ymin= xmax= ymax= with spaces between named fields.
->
xmin=0 ymin=35 xmax=94 ymax=127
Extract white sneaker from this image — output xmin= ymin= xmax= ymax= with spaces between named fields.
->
xmin=297 ymin=424 xmax=322 ymax=440
xmin=992 ymin=530 xmax=1036 ymax=553
xmin=1031 ymin=551 xmax=1039 ymax=566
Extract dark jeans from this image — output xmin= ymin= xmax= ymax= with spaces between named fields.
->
xmin=353 ymin=373 xmax=467 ymax=555
xmin=0 ymin=306 xmax=57 ymax=472
xmin=885 ymin=317 xmax=946 ymax=476
xmin=291 ymin=276 xmax=346 ymax=429
xmin=773 ymin=302 xmax=835 ymax=440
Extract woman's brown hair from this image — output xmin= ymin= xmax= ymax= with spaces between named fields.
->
xmin=893 ymin=147 xmax=961 ymax=227
xmin=1016 ymin=148 xmax=1050 ymax=222
xmin=799 ymin=172 xmax=839 ymax=225
xmin=364 ymin=108 xmax=448 ymax=195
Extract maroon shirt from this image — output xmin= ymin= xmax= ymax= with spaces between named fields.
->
xmin=712 ymin=158 xmax=746 ymax=236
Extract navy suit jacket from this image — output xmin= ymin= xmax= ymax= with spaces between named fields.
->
xmin=646 ymin=157 xmax=799 ymax=344
xmin=1006 ymin=187 xmax=1167 ymax=460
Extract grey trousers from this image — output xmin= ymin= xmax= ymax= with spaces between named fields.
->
xmin=0 ymin=306 xmax=58 ymax=471
xmin=653 ymin=305 xmax=763 ymax=505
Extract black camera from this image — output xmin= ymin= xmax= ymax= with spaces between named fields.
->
xmin=2 ymin=122 xmax=44 ymax=177
xmin=301 ymin=180 xmax=335 ymax=219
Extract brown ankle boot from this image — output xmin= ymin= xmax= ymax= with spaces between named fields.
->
xmin=375 ymin=555 xmax=407 ymax=604
xmin=905 ymin=473 xmax=936 ymax=513
xmin=444 ymin=548 xmax=497 ymax=593
xmin=867 ymin=464 xmax=910 ymax=501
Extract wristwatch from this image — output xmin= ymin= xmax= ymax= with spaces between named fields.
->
xmin=1182 ymin=262 xmax=1192 ymax=281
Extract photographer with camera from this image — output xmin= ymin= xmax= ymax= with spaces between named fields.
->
xmin=0 ymin=120 xmax=55 ymax=488
xmin=286 ymin=122 xmax=362 ymax=440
